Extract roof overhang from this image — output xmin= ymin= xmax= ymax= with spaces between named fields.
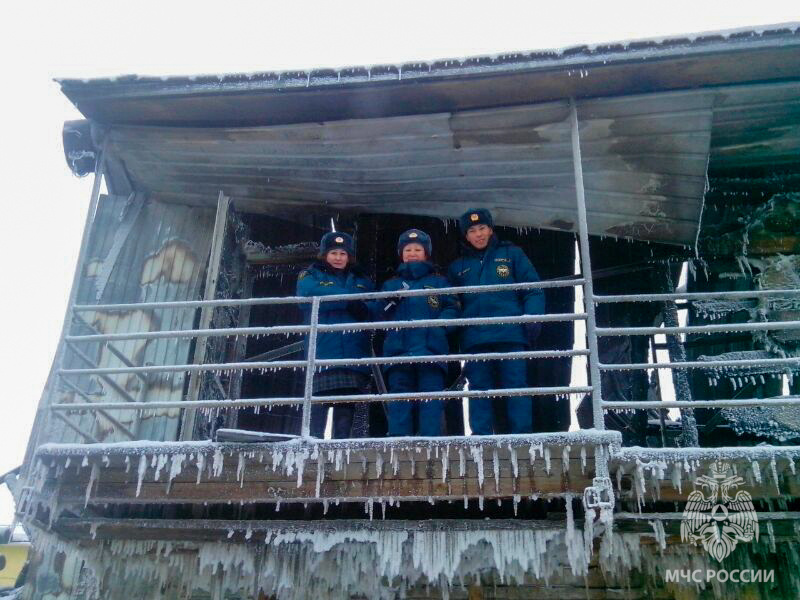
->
xmin=59 ymin=25 xmax=800 ymax=246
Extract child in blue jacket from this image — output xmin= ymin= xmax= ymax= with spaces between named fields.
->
xmin=447 ymin=209 xmax=545 ymax=435
xmin=375 ymin=229 xmax=459 ymax=437
xmin=296 ymin=232 xmax=374 ymax=438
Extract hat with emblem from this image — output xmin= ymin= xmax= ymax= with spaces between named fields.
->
xmin=397 ymin=229 xmax=432 ymax=258
xmin=459 ymin=208 xmax=494 ymax=235
xmin=320 ymin=231 xmax=355 ymax=256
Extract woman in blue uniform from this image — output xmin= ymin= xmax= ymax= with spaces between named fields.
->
xmin=296 ymin=232 xmax=374 ymax=438
xmin=375 ymin=229 xmax=459 ymax=437
xmin=446 ymin=209 xmax=545 ymax=435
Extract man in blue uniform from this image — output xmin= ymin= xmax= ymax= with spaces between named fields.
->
xmin=447 ymin=209 xmax=545 ymax=435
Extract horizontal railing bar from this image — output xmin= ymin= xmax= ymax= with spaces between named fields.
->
xmin=615 ymin=512 xmax=800 ymax=521
xmin=603 ymin=395 xmax=800 ymax=409
xmin=58 ymin=349 xmax=589 ymax=377
xmin=73 ymin=279 xmax=584 ymax=312
xmin=597 ymin=320 xmax=800 ymax=337
xmin=63 ymin=342 xmax=139 ymax=403
xmin=50 ymin=385 xmax=592 ymax=411
xmin=600 ymin=357 xmax=800 ymax=371
xmin=65 ymin=312 xmax=586 ymax=344
xmin=593 ymin=289 xmax=800 ymax=303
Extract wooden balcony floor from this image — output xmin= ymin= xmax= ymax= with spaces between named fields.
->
xmin=32 ymin=431 xmax=620 ymax=510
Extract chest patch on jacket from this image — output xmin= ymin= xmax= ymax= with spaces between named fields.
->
xmin=319 ymin=281 xmax=334 ymax=287
xmin=427 ymin=295 xmax=440 ymax=309
xmin=496 ymin=264 xmax=511 ymax=278
xmin=494 ymin=257 xmax=511 ymax=263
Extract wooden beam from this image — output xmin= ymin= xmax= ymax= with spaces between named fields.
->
xmin=180 ymin=191 xmax=230 ymax=441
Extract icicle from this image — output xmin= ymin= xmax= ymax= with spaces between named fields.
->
xmin=196 ymin=453 xmax=205 ymax=485
xmin=562 ymin=446 xmax=571 ymax=474
xmin=751 ymin=460 xmax=762 ymax=484
xmin=441 ymin=447 xmax=449 ymax=483
xmin=212 ymin=447 xmax=224 ymax=478
xmin=136 ymin=455 xmax=147 ymax=498
xmin=544 ymin=447 xmax=551 ymax=475
xmin=767 ymin=521 xmax=776 ymax=553
xmin=670 ymin=462 xmax=682 ymax=495
xmin=376 ymin=454 xmax=383 ymax=479
xmin=770 ymin=456 xmax=780 ymax=494
xmin=580 ymin=447 xmax=587 ymax=475
xmin=458 ymin=447 xmax=466 ymax=477
xmin=492 ymin=448 xmax=500 ymax=492
xmin=85 ymin=462 xmax=99 ymax=507
xmin=469 ymin=446 xmax=484 ymax=489
xmin=167 ymin=454 xmax=185 ymax=494
xmin=509 ymin=447 xmax=518 ymax=479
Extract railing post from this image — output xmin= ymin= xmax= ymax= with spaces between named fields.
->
xmin=568 ymin=98 xmax=605 ymax=434
xmin=301 ymin=296 xmax=321 ymax=438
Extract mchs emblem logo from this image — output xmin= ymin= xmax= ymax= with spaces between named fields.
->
xmin=427 ymin=295 xmax=440 ymax=309
xmin=495 ymin=264 xmax=510 ymax=278
xmin=681 ymin=461 xmax=759 ymax=562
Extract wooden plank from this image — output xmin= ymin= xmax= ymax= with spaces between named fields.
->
xmin=179 ymin=192 xmax=230 ymax=441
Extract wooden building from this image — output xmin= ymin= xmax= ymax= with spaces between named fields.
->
xmin=6 ymin=23 xmax=800 ymax=599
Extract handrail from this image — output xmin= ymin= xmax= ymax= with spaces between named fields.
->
xmin=72 ymin=278 xmax=583 ymax=312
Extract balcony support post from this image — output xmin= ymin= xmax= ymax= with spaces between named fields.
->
xmin=301 ymin=297 xmax=321 ymax=438
xmin=568 ymin=100 xmax=605 ymax=435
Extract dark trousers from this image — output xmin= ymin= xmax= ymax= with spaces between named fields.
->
xmin=310 ymin=388 xmax=358 ymax=439
xmin=464 ymin=342 xmax=533 ymax=435
xmin=386 ymin=365 xmax=446 ymax=437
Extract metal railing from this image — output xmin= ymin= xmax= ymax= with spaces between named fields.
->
xmin=51 ymin=279 xmax=590 ymax=440
xmin=50 ymin=281 xmax=800 ymax=447
xmin=593 ymin=288 xmax=800 ymax=415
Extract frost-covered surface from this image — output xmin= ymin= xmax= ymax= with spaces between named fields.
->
xmin=697 ymin=350 xmax=798 ymax=388
xmin=56 ymin=23 xmax=800 ymax=91
xmin=614 ymin=446 xmax=800 ymax=505
xmin=25 ymin=522 xmax=665 ymax=600
xmin=722 ymin=405 xmax=800 ymax=442
xmin=25 ymin=520 xmax=800 ymax=599
xmin=28 ymin=432 xmax=621 ymax=520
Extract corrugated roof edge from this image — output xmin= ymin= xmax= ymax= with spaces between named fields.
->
xmin=55 ymin=22 xmax=800 ymax=94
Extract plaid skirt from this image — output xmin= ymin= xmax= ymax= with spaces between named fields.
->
xmin=311 ymin=368 xmax=370 ymax=394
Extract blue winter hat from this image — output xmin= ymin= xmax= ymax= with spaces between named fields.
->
xmin=397 ymin=229 xmax=432 ymax=257
xmin=459 ymin=208 xmax=494 ymax=235
xmin=320 ymin=231 xmax=355 ymax=256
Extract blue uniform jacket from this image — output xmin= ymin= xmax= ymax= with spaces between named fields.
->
xmin=296 ymin=261 xmax=374 ymax=375
xmin=373 ymin=261 xmax=459 ymax=373
xmin=447 ymin=236 xmax=545 ymax=351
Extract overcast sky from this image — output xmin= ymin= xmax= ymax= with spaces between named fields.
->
xmin=1 ymin=1 xmax=798 ymax=523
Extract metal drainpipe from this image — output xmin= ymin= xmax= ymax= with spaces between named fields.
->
xmin=301 ymin=297 xmax=321 ymax=438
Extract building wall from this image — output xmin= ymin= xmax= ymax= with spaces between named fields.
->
xmin=47 ymin=194 xmax=215 ymax=444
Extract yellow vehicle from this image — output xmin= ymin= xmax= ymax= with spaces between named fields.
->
xmin=0 ymin=526 xmax=29 ymax=590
